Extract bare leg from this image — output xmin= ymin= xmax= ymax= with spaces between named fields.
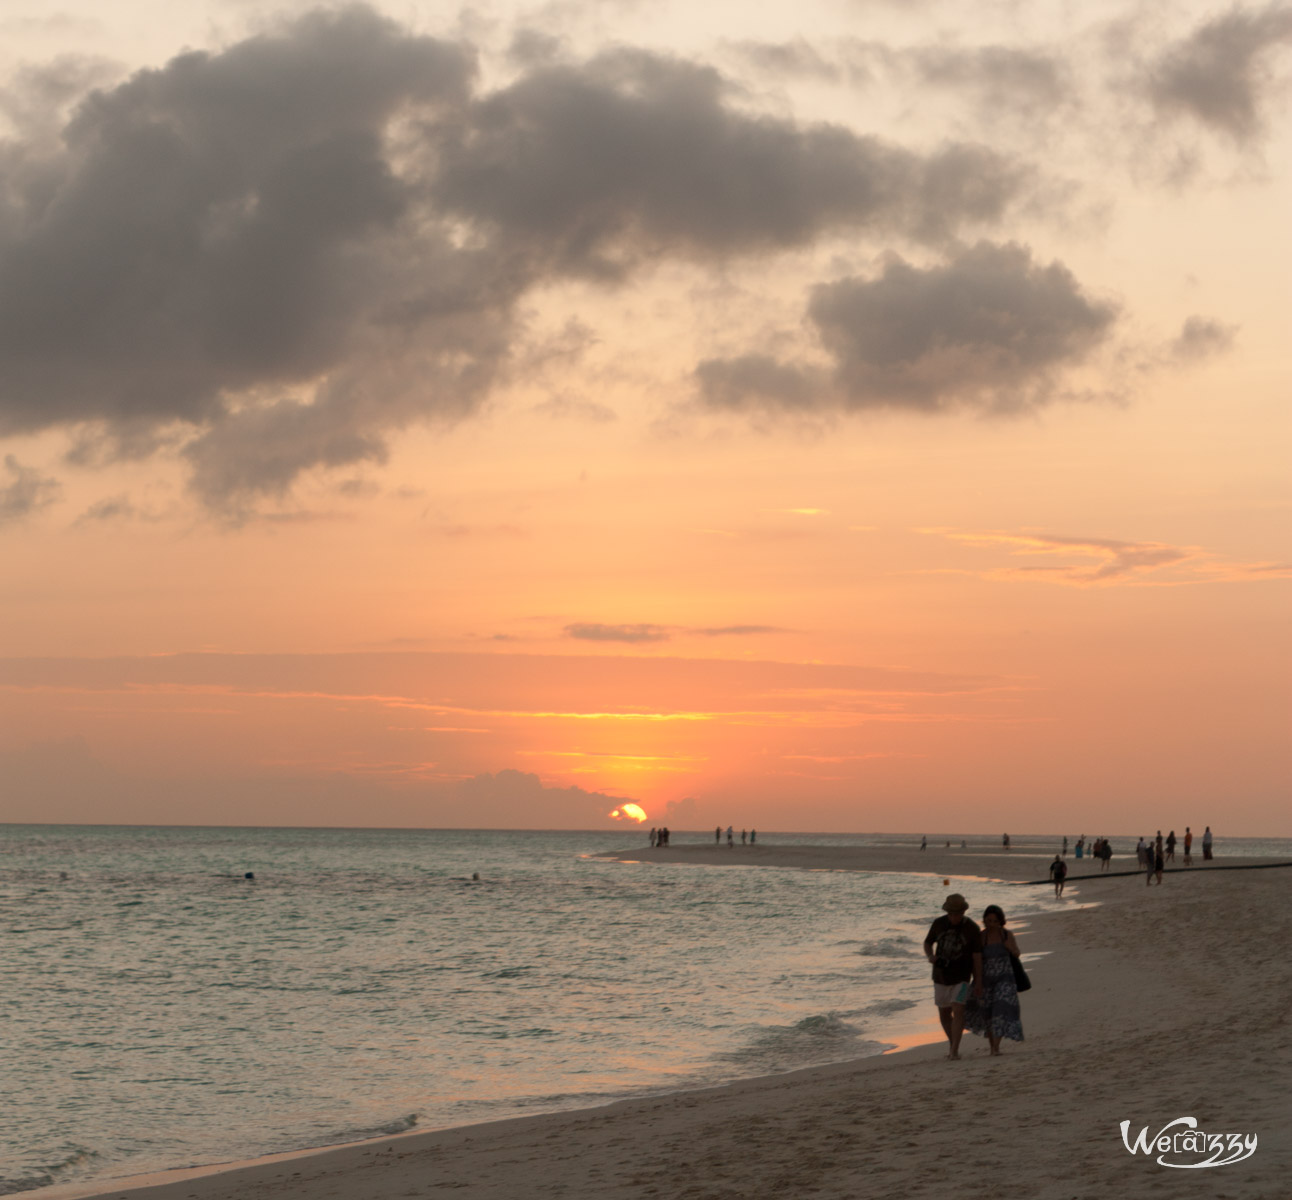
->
xmin=937 ymin=1005 xmax=953 ymax=1049
xmin=949 ymin=1003 xmax=967 ymax=1058
xmin=989 ymin=1033 xmax=1002 ymax=1056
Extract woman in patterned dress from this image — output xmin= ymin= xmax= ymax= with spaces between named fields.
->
xmin=965 ymin=904 xmax=1023 ymax=1055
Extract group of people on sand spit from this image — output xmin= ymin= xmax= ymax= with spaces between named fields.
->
xmin=1071 ymin=836 xmax=1115 ymax=869
xmin=647 ymin=826 xmax=760 ymax=847
xmin=925 ymin=893 xmax=1024 ymax=1061
xmin=1133 ymin=826 xmax=1212 ymax=883
xmin=1047 ymin=827 xmax=1214 ymax=892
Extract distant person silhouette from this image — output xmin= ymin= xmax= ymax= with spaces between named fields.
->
xmin=726 ymin=825 xmax=734 ymax=848
xmin=715 ymin=826 xmax=722 ymax=845
xmin=1203 ymin=826 xmax=1213 ymax=860
xmin=1049 ymin=855 xmax=1067 ymax=898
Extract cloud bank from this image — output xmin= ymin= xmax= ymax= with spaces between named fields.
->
xmin=697 ymin=241 xmax=1118 ymax=414
xmin=0 ymin=5 xmax=1055 ymax=512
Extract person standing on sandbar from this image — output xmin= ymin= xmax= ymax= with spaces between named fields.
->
xmin=924 ymin=893 xmax=983 ymax=1061
xmin=1203 ymin=826 xmax=1213 ymax=860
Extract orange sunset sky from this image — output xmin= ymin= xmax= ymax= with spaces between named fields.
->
xmin=1 ymin=0 xmax=1289 ymax=834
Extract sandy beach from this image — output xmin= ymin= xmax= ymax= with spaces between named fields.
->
xmin=596 ymin=839 xmax=1292 ymax=883
xmin=46 ymin=846 xmax=1292 ymax=1200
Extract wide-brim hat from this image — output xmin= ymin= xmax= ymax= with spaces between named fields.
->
xmin=942 ymin=892 xmax=969 ymax=913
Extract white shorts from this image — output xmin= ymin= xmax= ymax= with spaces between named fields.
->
xmin=934 ymin=980 xmax=970 ymax=1008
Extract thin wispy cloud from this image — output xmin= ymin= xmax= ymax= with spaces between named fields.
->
xmin=564 ymin=622 xmax=787 ymax=641
xmin=925 ymin=529 xmax=1292 ymax=586
xmin=564 ymin=622 xmax=671 ymax=643
xmin=0 ymin=454 xmax=60 ymax=522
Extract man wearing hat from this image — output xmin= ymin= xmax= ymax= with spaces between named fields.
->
xmin=923 ymin=893 xmax=984 ymax=1060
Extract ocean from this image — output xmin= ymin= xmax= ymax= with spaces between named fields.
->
xmin=3 ymin=826 xmax=1284 ymax=1194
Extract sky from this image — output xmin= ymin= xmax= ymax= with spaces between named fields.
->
xmin=0 ymin=0 xmax=1288 ymax=834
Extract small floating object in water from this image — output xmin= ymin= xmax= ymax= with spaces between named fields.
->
xmin=943 ymin=879 xmax=950 ymax=885
xmin=244 ymin=872 xmax=255 ymax=880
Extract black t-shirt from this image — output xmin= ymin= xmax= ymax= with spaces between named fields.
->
xmin=925 ymin=915 xmax=982 ymax=984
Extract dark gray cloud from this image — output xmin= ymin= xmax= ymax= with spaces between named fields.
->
xmin=1170 ymin=314 xmax=1238 ymax=361
xmin=0 ymin=7 xmax=1039 ymax=511
xmin=0 ymin=7 xmax=476 ymax=435
xmin=430 ymin=49 xmax=1033 ymax=273
xmin=564 ymin=622 xmax=671 ymax=643
xmin=0 ymin=6 xmax=495 ymax=513
xmin=695 ymin=625 xmax=785 ymax=636
xmin=698 ymin=241 xmax=1118 ymax=414
xmin=695 ymin=355 xmax=827 ymax=410
xmin=907 ymin=45 xmax=1073 ymax=113
xmin=0 ymin=54 xmax=122 ymax=136
xmin=1148 ymin=4 xmax=1292 ymax=140
xmin=0 ymin=454 xmax=61 ymax=522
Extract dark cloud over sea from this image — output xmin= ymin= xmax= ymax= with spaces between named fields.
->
xmin=0 ymin=2 xmax=1270 ymax=512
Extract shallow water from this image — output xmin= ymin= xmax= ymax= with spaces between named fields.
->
xmin=1 ymin=826 xmax=1281 ymax=1193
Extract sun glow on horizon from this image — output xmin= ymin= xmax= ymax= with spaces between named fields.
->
xmin=608 ymin=803 xmax=649 ymax=823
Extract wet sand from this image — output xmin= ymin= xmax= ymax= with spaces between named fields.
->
xmin=46 ymin=847 xmax=1292 ymax=1200
xmin=597 ymin=840 xmax=1292 ymax=883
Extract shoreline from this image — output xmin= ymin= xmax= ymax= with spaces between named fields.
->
xmin=40 ymin=847 xmax=1292 ymax=1200
xmin=593 ymin=840 xmax=1292 ymax=884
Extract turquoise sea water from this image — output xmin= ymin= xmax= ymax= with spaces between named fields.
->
xmin=2 ymin=826 xmax=1285 ymax=1194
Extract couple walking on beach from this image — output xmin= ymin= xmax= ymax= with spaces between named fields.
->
xmin=924 ymin=893 xmax=1024 ymax=1060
